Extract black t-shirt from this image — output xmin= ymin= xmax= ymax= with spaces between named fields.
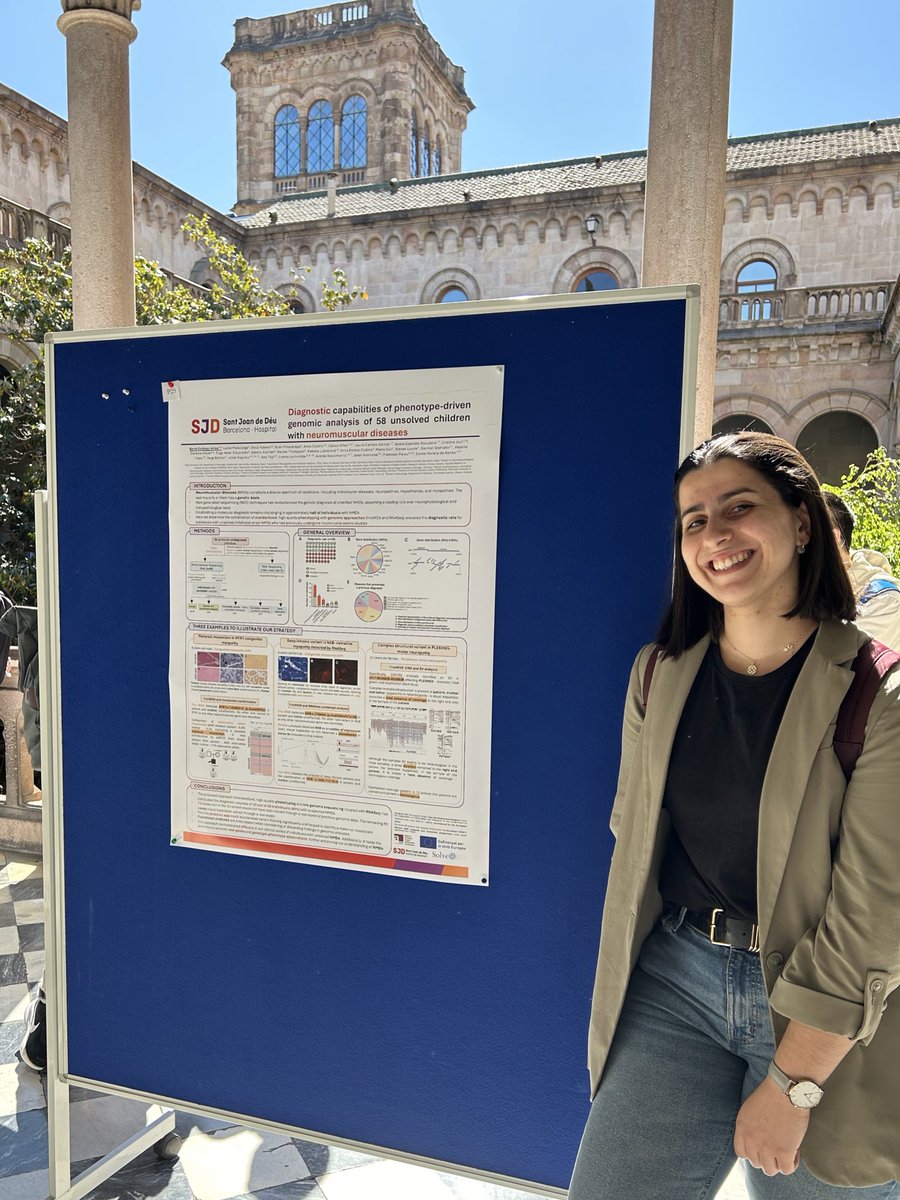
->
xmin=658 ymin=634 xmax=814 ymax=921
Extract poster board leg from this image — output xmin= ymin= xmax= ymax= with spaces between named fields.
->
xmin=51 ymin=1110 xmax=177 ymax=1200
xmin=36 ymin=488 xmax=71 ymax=1198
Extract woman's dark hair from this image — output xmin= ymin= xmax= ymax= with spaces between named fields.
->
xmin=656 ymin=431 xmax=857 ymax=657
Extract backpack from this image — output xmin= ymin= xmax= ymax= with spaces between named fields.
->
xmin=640 ymin=637 xmax=900 ymax=782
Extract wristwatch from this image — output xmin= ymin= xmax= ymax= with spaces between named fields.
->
xmin=767 ymin=1060 xmax=824 ymax=1109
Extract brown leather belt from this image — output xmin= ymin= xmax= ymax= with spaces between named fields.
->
xmin=683 ymin=907 xmax=760 ymax=952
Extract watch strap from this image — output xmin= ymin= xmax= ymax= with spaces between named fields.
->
xmin=767 ymin=1059 xmax=793 ymax=1093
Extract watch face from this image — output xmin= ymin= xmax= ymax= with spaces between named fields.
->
xmin=789 ymin=1081 xmax=824 ymax=1109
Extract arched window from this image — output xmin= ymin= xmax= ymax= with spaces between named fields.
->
xmin=437 ymin=285 xmax=468 ymax=303
xmin=421 ymin=133 xmax=431 ymax=176
xmin=737 ymin=260 xmax=777 ymax=320
xmin=712 ymin=414 xmax=774 ymax=437
xmin=797 ymin=412 xmax=878 ymax=486
xmin=433 ymin=137 xmax=442 ymax=176
xmin=340 ymin=95 xmax=367 ymax=169
xmin=274 ymin=105 xmax=301 ymax=178
xmin=410 ymin=113 xmax=419 ymax=177
xmin=574 ymin=269 xmax=619 ymax=292
xmin=307 ymin=100 xmax=334 ymax=173
xmin=736 ymin=259 xmax=777 ymax=292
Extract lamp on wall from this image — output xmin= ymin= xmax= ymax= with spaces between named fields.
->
xmin=585 ymin=215 xmax=598 ymax=245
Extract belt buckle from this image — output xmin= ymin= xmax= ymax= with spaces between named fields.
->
xmin=707 ymin=907 xmax=761 ymax=952
xmin=708 ymin=907 xmax=729 ymax=946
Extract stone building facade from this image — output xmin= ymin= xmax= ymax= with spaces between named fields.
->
xmin=1 ymin=1 xmax=899 ymax=482
xmin=224 ymin=0 xmax=472 ymax=211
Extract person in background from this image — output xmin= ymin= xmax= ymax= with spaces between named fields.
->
xmin=822 ymin=491 xmax=900 ymax=651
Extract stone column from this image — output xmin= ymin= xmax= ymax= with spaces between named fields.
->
xmin=641 ymin=0 xmax=733 ymax=442
xmin=57 ymin=0 xmax=141 ymax=330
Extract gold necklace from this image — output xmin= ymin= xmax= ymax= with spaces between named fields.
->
xmin=720 ymin=631 xmax=797 ymax=676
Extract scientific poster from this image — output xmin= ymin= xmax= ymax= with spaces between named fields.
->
xmin=167 ymin=366 xmax=503 ymax=884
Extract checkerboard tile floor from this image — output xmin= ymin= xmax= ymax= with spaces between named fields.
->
xmin=0 ymin=849 xmax=751 ymax=1200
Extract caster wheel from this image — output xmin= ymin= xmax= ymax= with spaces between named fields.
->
xmin=154 ymin=1132 xmax=183 ymax=1160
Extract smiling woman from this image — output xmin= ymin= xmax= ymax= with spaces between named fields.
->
xmin=569 ymin=432 xmax=900 ymax=1199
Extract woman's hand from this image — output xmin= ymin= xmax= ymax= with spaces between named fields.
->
xmin=734 ymin=1077 xmax=810 ymax=1175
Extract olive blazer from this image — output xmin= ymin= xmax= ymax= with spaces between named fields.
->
xmin=587 ymin=619 xmax=900 ymax=1187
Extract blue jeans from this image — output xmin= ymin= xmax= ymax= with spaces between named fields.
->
xmin=568 ymin=912 xmax=898 ymax=1200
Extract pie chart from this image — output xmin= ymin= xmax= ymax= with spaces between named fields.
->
xmin=354 ymin=591 xmax=384 ymax=622
xmin=356 ymin=543 xmax=384 ymax=574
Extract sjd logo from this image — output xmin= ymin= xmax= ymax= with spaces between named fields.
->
xmin=191 ymin=418 xmax=221 ymax=434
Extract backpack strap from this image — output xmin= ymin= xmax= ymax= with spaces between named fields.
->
xmin=641 ymin=646 xmax=661 ymax=708
xmin=833 ymin=639 xmax=900 ymax=781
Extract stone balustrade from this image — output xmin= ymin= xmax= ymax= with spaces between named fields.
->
xmin=232 ymin=1 xmax=466 ymax=91
xmin=718 ymin=281 xmax=895 ymax=330
xmin=0 ymin=193 xmax=70 ymax=254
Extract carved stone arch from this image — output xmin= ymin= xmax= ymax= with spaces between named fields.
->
xmin=403 ymin=230 xmax=421 ymax=256
xmin=848 ymin=182 xmax=872 ymax=212
xmin=263 ymin=244 xmax=282 ymax=272
xmin=277 ymin=281 xmax=315 ymax=313
xmin=331 ymin=238 xmax=350 ymax=263
xmin=422 ymin=229 xmax=441 ymax=254
xmin=384 ymin=233 xmax=403 ymax=258
xmin=48 ymin=145 xmax=66 ymax=181
xmin=48 ymin=200 xmax=70 ymax=224
xmin=553 ymin=246 xmax=638 ymax=293
xmin=500 ymin=221 xmax=522 ymax=248
xmin=791 ymin=393 xmax=886 ymax=482
xmin=264 ymin=91 xmax=305 ymax=125
xmin=0 ymin=335 xmax=38 ymax=374
xmin=787 ymin=389 xmax=888 ymax=440
xmin=543 ymin=216 xmax=563 ymax=244
xmin=520 ymin=218 xmax=542 ymax=246
xmin=460 ymin=223 xmax=481 ymax=250
xmin=607 ymin=208 xmax=628 ymax=236
xmin=311 ymin=240 xmax=332 ymax=262
xmin=366 ymin=234 xmax=383 ymax=260
xmin=347 ymin=236 xmax=367 ymax=262
xmin=720 ymin=238 xmax=796 ymax=291
xmin=746 ymin=191 xmax=772 ymax=220
xmin=713 ymin=393 xmax=789 ymax=437
xmin=873 ymin=180 xmax=896 ymax=207
xmin=797 ymin=187 xmax=821 ymax=215
xmin=335 ymin=79 xmax=376 ymax=110
xmin=724 ymin=195 xmax=746 ymax=223
xmin=11 ymin=128 xmax=29 ymax=159
xmin=421 ymin=267 xmax=481 ymax=305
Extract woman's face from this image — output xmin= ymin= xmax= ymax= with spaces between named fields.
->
xmin=677 ymin=457 xmax=810 ymax=618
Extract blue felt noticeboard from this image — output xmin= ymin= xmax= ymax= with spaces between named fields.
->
xmin=46 ymin=289 xmax=696 ymax=1193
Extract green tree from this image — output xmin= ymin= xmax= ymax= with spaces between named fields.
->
xmin=0 ymin=217 xmax=366 ymax=601
xmin=823 ymin=446 xmax=900 ymax=574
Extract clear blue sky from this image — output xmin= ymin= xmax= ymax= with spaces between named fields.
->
xmin=2 ymin=1 xmax=898 ymax=214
